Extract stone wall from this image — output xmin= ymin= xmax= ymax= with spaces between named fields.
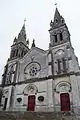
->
xmin=0 ymin=112 xmax=80 ymax=120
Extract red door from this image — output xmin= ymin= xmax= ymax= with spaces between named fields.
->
xmin=27 ymin=95 xmax=35 ymax=111
xmin=60 ymin=93 xmax=70 ymax=111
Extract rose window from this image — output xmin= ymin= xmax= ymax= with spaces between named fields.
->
xmin=29 ymin=66 xmax=38 ymax=76
xmin=24 ymin=62 xmax=41 ymax=77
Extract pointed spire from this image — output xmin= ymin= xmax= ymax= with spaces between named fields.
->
xmin=18 ymin=23 xmax=26 ymax=41
xmin=53 ymin=7 xmax=65 ymax=25
xmin=49 ymin=8 xmax=65 ymax=29
xmin=54 ymin=2 xmax=61 ymax=20
xmin=49 ymin=6 xmax=70 ymax=48
xmin=54 ymin=7 xmax=61 ymax=20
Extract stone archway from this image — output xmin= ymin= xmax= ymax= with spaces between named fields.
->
xmin=55 ymin=81 xmax=71 ymax=111
xmin=23 ymin=84 xmax=38 ymax=111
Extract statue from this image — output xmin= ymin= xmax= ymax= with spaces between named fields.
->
xmin=31 ymin=39 xmax=36 ymax=47
xmin=26 ymin=39 xmax=29 ymax=47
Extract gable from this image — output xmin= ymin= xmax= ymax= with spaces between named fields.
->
xmin=18 ymin=47 xmax=48 ymax=81
xmin=21 ymin=47 xmax=46 ymax=63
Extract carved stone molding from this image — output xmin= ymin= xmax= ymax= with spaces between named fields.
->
xmin=55 ymin=81 xmax=71 ymax=93
xmin=23 ymin=84 xmax=38 ymax=95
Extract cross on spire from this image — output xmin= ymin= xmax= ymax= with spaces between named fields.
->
xmin=55 ymin=2 xmax=57 ymax=8
xmin=24 ymin=18 xmax=26 ymax=24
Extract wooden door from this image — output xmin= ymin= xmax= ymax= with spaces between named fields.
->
xmin=3 ymin=98 xmax=8 ymax=110
xmin=60 ymin=93 xmax=70 ymax=111
xmin=27 ymin=95 xmax=35 ymax=111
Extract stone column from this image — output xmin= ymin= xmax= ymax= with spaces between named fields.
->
xmin=46 ymin=79 xmax=54 ymax=112
xmin=6 ymin=86 xmax=12 ymax=111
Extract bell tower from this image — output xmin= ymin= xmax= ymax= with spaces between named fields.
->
xmin=2 ymin=23 xmax=30 ymax=86
xmin=48 ymin=7 xmax=80 ymax=113
xmin=9 ymin=23 xmax=29 ymax=60
xmin=49 ymin=8 xmax=70 ymax=47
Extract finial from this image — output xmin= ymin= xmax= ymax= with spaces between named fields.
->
xmin=13 ymin=37 xmax=17 ymax=43
xmin=24 ymin=18 xmax=26 ymax=24
xmin=55 ymin=2 xmax=57 ymax=8
xmin=18 ymin=19 xmax=26 ymax=40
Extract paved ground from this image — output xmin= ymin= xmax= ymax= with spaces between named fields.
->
xmin=0 ymin=111 xmax=80 ymax=120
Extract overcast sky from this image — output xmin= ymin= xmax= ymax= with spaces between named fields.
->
xmin=0 ymin=0 xmax=80 ymax=82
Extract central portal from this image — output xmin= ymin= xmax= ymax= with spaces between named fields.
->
xmin=27 ymin=95 xmax=35 ymax=111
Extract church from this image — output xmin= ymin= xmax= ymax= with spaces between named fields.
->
xmin=0 ymin=7 xmax=80 ymax=113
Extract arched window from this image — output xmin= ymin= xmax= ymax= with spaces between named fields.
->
xmin=13 ymin=51 xmax=15 ymax=58
xmin=55 ymin=35 xmax=58 ymax=43
xmin=16 ymin=49 xmax=18 ymax=56
xmin=21 ymin=50 xmax=24 ymax=57
xmin=62 ymin=58 xmax=66 ymax=72
xmin=57 ymin=59 xmax=61 ymax=74
xmin=60 ymin=33 xmax=63 ymax=41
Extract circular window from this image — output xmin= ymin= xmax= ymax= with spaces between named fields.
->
xmin=29 ymin=66 xmax=38 ymax=76
xmin=38 ymin=96 xmax=44 ymax=102
xmin=24 ymin=62 xmax=41 ymax=77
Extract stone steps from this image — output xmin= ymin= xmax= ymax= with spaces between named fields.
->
xmin=0 ymin=111 xmax=79 ymax=120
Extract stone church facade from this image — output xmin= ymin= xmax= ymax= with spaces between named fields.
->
xmin=0 ymin=8 xmax=80 ymax=113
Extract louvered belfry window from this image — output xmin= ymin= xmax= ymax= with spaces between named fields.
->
xmin=60 ymin=33 xmax=63 ymax=41
xmin=62 ymin=58 xmax=66 ymax=72
xmin=57 ymin=59 xmax=61 ymax=74
xmin=55 ymin=35 xmax=57 ymax=43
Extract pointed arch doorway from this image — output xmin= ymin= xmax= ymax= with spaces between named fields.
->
xmin=55 ymin=81 xmax=71 ymax=111
xmin=23 ymin=84 xmax=38 ymax=111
